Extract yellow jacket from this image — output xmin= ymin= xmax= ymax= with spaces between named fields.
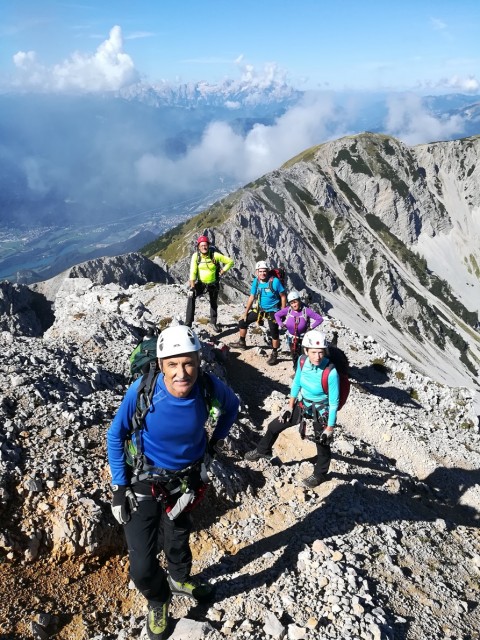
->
xmin=189 ymin=249 xmax=234 ymax=284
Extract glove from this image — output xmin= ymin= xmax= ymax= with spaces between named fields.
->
xmin=111 ymin=485 xmax=138 ymax=525
xmin=318 ymin=428 xmax=334 ymax=445
xmin=208 ymin=438 xmax=225 ymax=457
xmin=280 ymin=410 xmax=291 ymax=424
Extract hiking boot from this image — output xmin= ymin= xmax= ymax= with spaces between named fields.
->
xmin=230 ymin=339 xmax=247 ymax=350
xmin=245 ymin=449 xmax=271 ymax=462
xmin=303 ymin=474 xmax=326 ymax=488
xmin=167 ymin=575 xmax=214 ymax=602
xmin=146 ymin=596 xmax=171 ymax=640
xmin=267 ymin=350 xmax=278 ymax=365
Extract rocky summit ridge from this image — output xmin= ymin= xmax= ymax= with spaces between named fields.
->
xmin=144 ymin=132 xmax=480 ymax=396
xmin=0 ymin=260 xmax=479 ymax=639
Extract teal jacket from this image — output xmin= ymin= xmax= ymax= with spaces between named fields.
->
xmin=290 ymin=356 xmax=339 ymax=426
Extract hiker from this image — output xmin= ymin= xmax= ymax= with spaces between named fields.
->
xmin=186 ymin=235 xmax=234 ymax=332
xmin=245 ymin=330 xmax=339 ymax=488
xmin=274 ymin=290 xmax=324 ymax=368
xmin=231 ymin=260 xmax=287 ymax=365
xmin=107 ymin=325 xmax=239 ymax=640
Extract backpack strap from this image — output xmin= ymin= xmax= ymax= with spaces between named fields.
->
xmin=267 ymin=275 xmax=274 ymax=294
xmin=321 ymin=362 xmax=335 ymax=395
xmin=130 ymin=361 xmax=159 ymax=472
xmin=299 ymin=354 xmax=307 ymax=369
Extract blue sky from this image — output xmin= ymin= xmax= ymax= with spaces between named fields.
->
xmin=1 ymin=0 xmax=479 ymax=93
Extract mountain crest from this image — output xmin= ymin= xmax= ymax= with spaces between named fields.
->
xmin=143 ymin=132 xmax=480 ymax=391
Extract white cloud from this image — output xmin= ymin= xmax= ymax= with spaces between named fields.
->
xmin=236 ymin=59 xmax=289 ymax=88
xmin=125 ymin=31 xmax=155 ymax=40
xmin=12 ymin=50 xmax=37 ymax=69
xmin=12 ymin=25 xmax=138 ymax=92
xmin=445 ymin=75 xmax=480 ymax=93
xmin=135 ymin=93 xmax=344 ymax=193
xmin=430 ymin=17 xmax=447 ymax=31
xmin=385 ymin=93 xmax=464 ymax=144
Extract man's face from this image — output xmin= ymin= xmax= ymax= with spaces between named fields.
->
xmin=257 ymin=268 xmax=268 ymax=281
xmin=198 ymin=242 xmax=209 ymax=254
xmin=160 ymin=353 xmax=199 ymax=398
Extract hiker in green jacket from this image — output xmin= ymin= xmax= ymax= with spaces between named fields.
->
xmin=186 ymin=235 xmax=234 ymax=332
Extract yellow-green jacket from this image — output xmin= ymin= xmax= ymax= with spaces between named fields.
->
xmin=189 ymin=249 xmax=234 ymax=285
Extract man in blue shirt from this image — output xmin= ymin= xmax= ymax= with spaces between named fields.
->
xmin=107 ymin=325 xmax=239 ymax=640
xmin=230 ymin=260 xmax=287 ymax=365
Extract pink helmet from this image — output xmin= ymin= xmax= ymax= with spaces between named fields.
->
xmin=197 ymin=235 xmax=209 ymax=245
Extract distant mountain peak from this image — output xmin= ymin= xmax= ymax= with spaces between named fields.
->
xmin=117 ymin=78 xmax=301 ymax=108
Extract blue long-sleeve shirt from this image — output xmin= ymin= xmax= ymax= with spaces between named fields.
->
xmin=290 ymin=356 xmax=339 ymax=427
xmin=107 ymin=373 xmax=239 ymax=486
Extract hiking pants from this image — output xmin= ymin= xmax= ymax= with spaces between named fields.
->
xmin=287 ymin=334 xmax=304 ymax=370
xmin=123 ymin=496 xmax=193 ymax=607
xmin=256 ymin=403 xmax=332 ymax=477
xmin=185 ymin=282 xmax=220 ymax=327
xmin=238 ymin=310 xmax=280 ymax=340
xmin=186 ymin=281 xmax=219 ymax=326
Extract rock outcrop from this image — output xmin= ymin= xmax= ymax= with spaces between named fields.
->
xmin=32 ymin=252 xmax=173 ymax=302
xmin=0 ymin=277 xmax=479 ymax=639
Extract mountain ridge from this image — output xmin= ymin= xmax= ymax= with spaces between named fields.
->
xmin=142 ymin=132 xmax=480 ymax=393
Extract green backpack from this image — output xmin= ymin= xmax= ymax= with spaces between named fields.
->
xmin=129 ymin=336 xmax=158 ymax=380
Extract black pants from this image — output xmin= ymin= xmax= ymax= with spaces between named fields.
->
xmin=238 ymin=310 xmax=280 ymax=341
xmin=186 ymin=281 xmax=219 ymax=326
xmin=289 ymin=335 xmax=303 ymax=369
xmin=123 ymin=496 xmax=192 ymax=607
xmin=255 ymin=404 xmax=332 ymax=477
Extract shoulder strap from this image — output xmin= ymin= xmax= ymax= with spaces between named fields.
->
xmin=321 ymin=362 xmax=334 ymax=395
xmin=198 ymin=371 xmax=214 ymax=414
xmin=267 ymin=275 xmax=274 ymax=294
xmin=130 ymin=362 xmax=159 ymax=470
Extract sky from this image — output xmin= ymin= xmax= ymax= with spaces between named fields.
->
xmin=1 ymin=0 xmax=480 ymax=94
xmin=1 ymin=0 xmax=479 ymax=227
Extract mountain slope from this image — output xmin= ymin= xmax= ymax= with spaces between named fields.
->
xmin=1 ymin=277 xmax=479 ymax=639
xmin=143 ymin=133 xmax=480 ymax=392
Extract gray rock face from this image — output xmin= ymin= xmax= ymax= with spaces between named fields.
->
xmin=0 ymin=276 xmax=479 ymax=640
xmin=32 ymin=252 xmax=173 ymax=302
xmin=0 ymin=281 xmax=54 ymax=336
xmin=69 ymin=252 xmax=172 ymax=288
xmin=154 ymin=133 xmax=480 ymax=390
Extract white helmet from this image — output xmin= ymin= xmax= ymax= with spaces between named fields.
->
xmin=302 ymin=330 xmax=328 ymax=349
xmin=255 ymin=260 xmax=269 ymax=271
xmin=156 ymin=326 xmax=201 ymax=358
xmin=287 ymin=290 xmax=301 ymax=303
